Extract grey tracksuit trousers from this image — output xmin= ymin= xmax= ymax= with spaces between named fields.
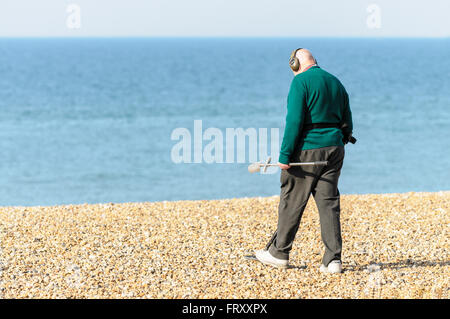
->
xmin=268 ymin=145 xmax=345 ymax=266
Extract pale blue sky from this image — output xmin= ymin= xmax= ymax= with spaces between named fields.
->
xmin=0 ymin=0 xmax=448 ymax=37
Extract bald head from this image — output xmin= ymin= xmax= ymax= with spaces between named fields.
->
xmin=296 ymin=49 xmax=315 ymax=64
xmin=293 ymin=48 xmax=317 ymax=74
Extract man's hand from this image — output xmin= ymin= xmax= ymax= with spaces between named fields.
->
xmin=278 ymin=162 xmax=291 ymax=170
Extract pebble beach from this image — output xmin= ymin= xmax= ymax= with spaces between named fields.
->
xmin=0 ymin=191 xmax=448 ymax=299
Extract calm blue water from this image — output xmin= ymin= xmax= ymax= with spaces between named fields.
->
xmin=0 ymin=38 xmax=449 ymax=206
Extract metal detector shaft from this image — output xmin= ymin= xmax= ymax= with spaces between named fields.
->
xmin=264 ymin=161 xmax=328 ymax=166
xmin=248 ymin=157 xmax=329 ymax=173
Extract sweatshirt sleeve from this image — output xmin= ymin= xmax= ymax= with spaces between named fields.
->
xmin=341 ymin=89 xmax=353 ymax=135
xmin=278 ymin=77 xmax=307 ymax=165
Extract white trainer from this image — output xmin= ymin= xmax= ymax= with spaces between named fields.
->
xmin=254 ymin=249 xmax=289 ymax=269
xmin=320 ymin=260 xmax=343 ymax=273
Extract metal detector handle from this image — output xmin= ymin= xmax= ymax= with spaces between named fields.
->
xmin=289 ymin=161 xmax=328 ymax=166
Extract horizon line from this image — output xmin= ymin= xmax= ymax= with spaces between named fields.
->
xmin=0 ymin=35 xmax=448 ymax=39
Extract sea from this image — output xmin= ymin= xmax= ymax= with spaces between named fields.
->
xmin=0 ymin=37 xmax=449 ymax=206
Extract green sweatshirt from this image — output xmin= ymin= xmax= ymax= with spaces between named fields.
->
xmin=279 ymin=66 xmax=353 ymax=164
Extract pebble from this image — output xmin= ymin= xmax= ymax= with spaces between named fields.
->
xmin=0 ymin=191 xmax=448 ymax=298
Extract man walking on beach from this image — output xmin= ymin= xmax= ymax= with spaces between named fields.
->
xmin=254 ymin=48 xmax=353 ymax=273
